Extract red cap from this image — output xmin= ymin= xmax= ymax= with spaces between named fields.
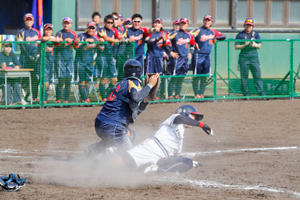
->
xmin=179 ymin=18 xmax=189 ymax=24
xmin=173 ymin=19 xmax=180 ymax=25
xmin=153 ymin=18 xmax=162 ymax=24
xmin=203 ymin=14 xmax=213 ymax=21
xmin=24 ymin=13 xmax=33 ymax=21
xmin=87 ymin=21 xmax=96 ymax=29
xmin=62 ymin=17 xmax=72 ymax=23
xmin=44 ymin=23 xmax=53 ymax=30
xmin=124 ymin=18 xmax=132 ymax=24
xmin=244 ymin=18 xmax=254 ymax=26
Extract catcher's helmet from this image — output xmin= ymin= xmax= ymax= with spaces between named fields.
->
xmin=175 ymin=105 xmax=203 ymax=121
xmin=123 ymin=59 xmax=143 ymax=79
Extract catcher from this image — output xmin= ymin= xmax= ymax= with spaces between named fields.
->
xmin=87 ymin=59 xmax=161 ymax=156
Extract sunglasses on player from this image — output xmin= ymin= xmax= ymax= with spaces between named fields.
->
xmin=106 ymin=21 xmax=114 ymax=24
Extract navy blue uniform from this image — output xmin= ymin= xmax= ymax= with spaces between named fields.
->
xmin=55 ymin=29 xmax=77 ymax=102
xmin=168 ymin=30 xmax=195 ymax=97
xmin=0 ymin=52 xmax=21 ymax=104
xmin=125 ymin=27 xmax=149 ymax=69
xmin=235 ymin=30 xmax=264 ymax=96
xmin=145 ymin=31 xmax=170 ymax=74
xmin=190 ymin=27 xmax=224 ymax=96
xmin=96 ymin=27 xmax=119 ymax=78
xmin=94 ymin=77 xmax=152 ymax=152
xmin=16 ymin=27 xmax=41 ymax=101
xmin=76 ymin=32 xmax=98 ymax=82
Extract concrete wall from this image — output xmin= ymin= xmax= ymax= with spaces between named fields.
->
xmin=52 ymin=0 xmax=76 ymax=34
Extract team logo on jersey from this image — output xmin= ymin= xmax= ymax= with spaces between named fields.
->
xmin=176 ymin=38 xmax=190 ymax=45
xmin=200 ymin=34 xmax=214 ymax=42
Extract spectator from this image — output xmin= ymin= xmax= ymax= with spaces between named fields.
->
xmin=125 ymin=13 xmax=149 ymax=71
xmin=16 ymin=13 xmax=41 ymax=103
xmin=0 ymin=42 xmax=22 ymax=105
xmin=190 ymin=14 xmax=225 ymax=99
xmin=75 ymin=22 xmax=98 ymax=103
xmin=145 ymin=18 xmax=171 ymax=99
xmin=55 ymin=17 xmax=77 ymax=103
xmin=235 ymin=18 xmax=265 ymax=96
xmin=96 ymin=14 xmax=121 ymax=101
xmin=167 ymin=18 xmax=195 ymax=99
xmin=92 ymin=12 xmax=101 ymax=32
xmin=41 ymin=23 xmax=62 ymax=103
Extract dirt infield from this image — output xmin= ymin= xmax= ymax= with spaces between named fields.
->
xmin=0 ymin=99 xmax=299 ymax=200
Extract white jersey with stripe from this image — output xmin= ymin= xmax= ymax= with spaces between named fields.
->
xmin=127 ymin=114 xmax=185 ymax=168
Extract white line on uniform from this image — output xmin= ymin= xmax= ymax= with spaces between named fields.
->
xmin=181 ymin=146 xmax=299 ymax=158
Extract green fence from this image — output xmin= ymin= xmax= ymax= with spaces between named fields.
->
xmin=0 ymin=39 xmax=299 ymax=109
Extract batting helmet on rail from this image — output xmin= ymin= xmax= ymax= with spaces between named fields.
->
xmin=175 ymin=105 xmax=203 ymax=121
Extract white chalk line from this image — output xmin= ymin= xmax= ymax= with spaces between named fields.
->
xmin=181 ymin=146 xmax=299 ymax=158
xmin=159 ymin=177 xmax=300 ymax=198
xmin=0 ymin=170 xmax=299 ymax=198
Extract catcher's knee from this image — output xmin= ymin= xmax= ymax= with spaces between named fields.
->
xmin=156 ymin=156 xmax=193 ymax=173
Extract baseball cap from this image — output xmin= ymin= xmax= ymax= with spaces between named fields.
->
xmin=24 ymin=13 xmax=33 ymax=21
xmin=173 ymin=19 xmax=180 ymax=25
xmin=153 ymin=18 xmax=162 ymax=24
xmin=203 ymin=14 xmax=213 ymax=21
xmin=62 ymin=17 xmax=72 ymax=23
xmin=244 ymin=18 xmax=254 ymax=26
xmin=179 ymin=18 xmax=189 ymax=24
xmin=124 ymin=18 xmax=132 ymax=24
xmin=44 ymin=23 xmax=53 ymax=30
xmin=87 ymin=21 xmax=96 ymax=29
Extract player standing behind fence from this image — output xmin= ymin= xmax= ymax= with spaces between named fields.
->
xmin=167 ymin=18 xmax=195 ymax=99
xmin=16 ymin=13 xmax=41 ymax=103
xmin=145 ymin=18 xmax=170 ymax=99
xmin=235 ymin=18 xmax=265 ymax=97
xmin=165 ymin=20 xmax=180 ymax=76
xmin=55 ymin=17 xmax=77 ymax=103
xmin=125 ymin=13 xmax=149 ymax=71
xmin=96 ymin=14 xmax=121 ymax=102
xmin=190 ymin=14 xmax=225 ymax=99
xmin=74 ymin=22 xmax=99 ymax=103
xmin=41 ymin=23 xmax=62 ymax=103
xmin=92 ymin=12 xmax=102 ymax=32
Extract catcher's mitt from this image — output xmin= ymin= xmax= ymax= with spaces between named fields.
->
xmin=144 ymin=73 xmax=161 ymax=102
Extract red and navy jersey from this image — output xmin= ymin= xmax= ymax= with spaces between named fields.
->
xmin=146 ymin=31 xmax=170 ymax=57
xmin=235 ymin=30 xmax=261 ymax=57
xmin=125 ymin=27 xmax=149 ymax=56
xmin=169 ymin=30 xmax=195 ymax=56
xmin=96 ymin=24 xmax=101 ymax=32
xmin=76 ymin=32 xmax=99 ymax=63
xmin=98 ymin=26 xmax=119 ymax=54
xmin=16 ymin=27 xmax=41 ymax=57
xmin=97 ymin=78 xmax=142 ymax=125
xmin=55 ymin=29 xmax=77 ymax=59
xmin=190 ymin=26 xmax=219 ymax=54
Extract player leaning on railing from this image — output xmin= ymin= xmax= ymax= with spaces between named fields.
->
xmin=74 ymin=22 xmax=99 ymax=103
xmin=54 ymin=17 xmax=77 ymax=103
xmin=41 ymin=23 xmax=62 ymax=104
